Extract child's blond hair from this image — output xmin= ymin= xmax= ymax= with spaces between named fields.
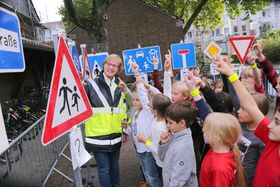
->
xmin=241 ymin=66 xmax=261 ymax=78
xmin=203 ymin=113 xmax=245 ymax=187
xmin=172 ymin=81 xmax=190 ymax=95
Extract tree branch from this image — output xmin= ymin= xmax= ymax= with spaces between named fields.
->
xmin=183 ymin=0 xmax=209 ymax=34
xmin=63 ymin=0 xmax=86 ymax=30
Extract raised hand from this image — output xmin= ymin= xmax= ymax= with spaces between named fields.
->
xmin=184 ymin=71 xmax=196 ymax=91
xmin=131 ymin=61 xmax=139 ymax=74
xmin=153 ymin=58 xmax=159 ymax=70
xmin=160 ymin=131 xmax=171 ymax=144
xmin=212 ymin=55 xmax=234 ymax=76
xmin=247 ymin=53 xmax=256 ymax=65
xmin=252 ymin=43 xmax=263 ymax=57
xmin=164 ymin=49 xmax=172 ymax=72
xmin=118 ymin=77 xmax=127 ymax=91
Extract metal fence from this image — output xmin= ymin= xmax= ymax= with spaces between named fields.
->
xmin=0 ymin=116 xmax=69 ymax=187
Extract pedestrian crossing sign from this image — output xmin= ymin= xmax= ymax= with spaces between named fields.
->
xmin=42 ymin=37 xmax=92 ymax=146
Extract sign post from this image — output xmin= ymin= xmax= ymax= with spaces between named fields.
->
xmin=0 ymin=7 xmax=25 ymax=72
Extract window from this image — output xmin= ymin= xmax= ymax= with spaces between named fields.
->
xmin=262 ymin=11 xmax=265 ymax=17
xmin=187 ymin=32 xmax=192 ymax=38
xmin=216 ymin=28 xmax=220 ymax=36
xmin=233 ymin=26 xmax=238 ymax=35
xmin=242 ymin=25 xmax=247 ymax=35
xmin=224 ymin=28 xmax=229 ymax=35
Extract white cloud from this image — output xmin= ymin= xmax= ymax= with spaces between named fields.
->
xmin=32 ymin=0 xmax=63 ymax=22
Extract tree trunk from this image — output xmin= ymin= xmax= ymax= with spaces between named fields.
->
xmin=183 ymin=0 xmax=209 ymax=34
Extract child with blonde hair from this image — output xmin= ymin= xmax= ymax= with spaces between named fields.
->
xmin=200 ymin=113 xmax=245 ymax=187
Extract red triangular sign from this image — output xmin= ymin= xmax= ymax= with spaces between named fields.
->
xmin=82 ymin=48 xmax=93 ymax=81
xmin=42 ymin=37 xmax=93 ymax=145
xmin=229 ymin=36 xmax=255 ymax=64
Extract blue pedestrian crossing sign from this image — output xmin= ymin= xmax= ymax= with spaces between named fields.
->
xmin=69 ymin=45 xmax=82 ymax=75
xmin=0 ymin=7 xmax=25 ymax=73
xmin=88 ymin=52 xmax=108 ymax=77
xmin=122 ymin=46 xmax=162 ymax=76
xmin=171 ymin=43 xmax=196 ymax=69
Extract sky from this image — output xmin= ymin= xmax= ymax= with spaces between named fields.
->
xmin=32 ymin=0 xmax=63 ymax=22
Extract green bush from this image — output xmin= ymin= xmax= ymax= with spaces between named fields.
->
xmin=260 ymin=30 xmax=280 ymax=63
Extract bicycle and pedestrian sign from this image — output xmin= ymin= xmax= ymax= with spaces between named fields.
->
xmin=0 ymin=7 xmax=25 ymax=73
xmin=122 ymin=46 xmax=162 ymax=76
xmin=42 ymin=37 xmax=92 ymax=145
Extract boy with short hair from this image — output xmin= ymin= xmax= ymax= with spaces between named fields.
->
xmin=159 ymin=101 xmax=198 ymax=187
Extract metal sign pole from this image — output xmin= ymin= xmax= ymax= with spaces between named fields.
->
xmin=68 ymin=134 xmax=83 ymax=187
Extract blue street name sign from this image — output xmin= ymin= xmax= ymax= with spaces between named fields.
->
xmin=122 ymin=46 xmax=162 ymax=76
xmin=171 ymin=43 xmax=196 ymax=69
xmin=0 ymin=7 xmax=25 ymax=72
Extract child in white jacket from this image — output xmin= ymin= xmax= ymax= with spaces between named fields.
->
xmin=123 ymin=62 xmax=161 ymax=187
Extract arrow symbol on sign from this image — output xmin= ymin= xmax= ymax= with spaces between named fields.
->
xmin=178 ymin=49 xmax=189 ymax=69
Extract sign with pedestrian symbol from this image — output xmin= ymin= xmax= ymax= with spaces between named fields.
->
xmin=171 ymin=43 xmax=196 ymax=69
xmin=203 ymin=41 xmax=222 ymax=59
xmin=122 ymin=46 xmax=162 ymax=76
xmin=42 ymin=37 xmax=93 ymax=146
xmin=0 ymin=7 xmax=25 ymax=73
xmin=88 ymin=52 xmax=108 ymax=78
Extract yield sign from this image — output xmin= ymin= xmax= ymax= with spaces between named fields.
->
xmin=229 ymin=36 xmax=254 ymax=64
xmin=42 ymin=37 xmax=93 ymax=145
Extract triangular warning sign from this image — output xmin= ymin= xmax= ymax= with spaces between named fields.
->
xmin=42 ymin=37 xmax=93 ymax=145
xmin=229 ymin=36 xmax=254 ymax=64
xmin=82 ymin=48 xmax=93 ymax=81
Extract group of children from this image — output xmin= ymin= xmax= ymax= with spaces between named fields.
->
xmin=121 ymin=44 xmax=280 ymax=187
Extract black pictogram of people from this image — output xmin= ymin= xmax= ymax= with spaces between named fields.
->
xmin=59 ymin=77 xmax=81 ymax=116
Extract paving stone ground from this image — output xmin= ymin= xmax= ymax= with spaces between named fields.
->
xmin=46 ymin=138 xmax=142 ymax=187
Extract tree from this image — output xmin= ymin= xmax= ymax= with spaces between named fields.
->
xmin=143 ymin=0 xmax=272 ymax=34
xmin=59 ymin=0 xmax=271 ymax=52
xmin=59 ymin=0 xmax=117 ymax=52
xmin=260 ymin=29 xmax=280 ymax=63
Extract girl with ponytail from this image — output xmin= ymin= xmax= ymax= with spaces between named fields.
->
xmin=200 ymin=112 xmax=246 ymax=187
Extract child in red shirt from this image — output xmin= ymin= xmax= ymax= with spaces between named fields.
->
xmin=213 ymin=55 xmax=280 ymax=187
xmin=200 ymin=113 xmax=245 ymax=187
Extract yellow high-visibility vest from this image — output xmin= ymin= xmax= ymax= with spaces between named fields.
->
xmin=85 ymin=79 xmax=127 ymax=138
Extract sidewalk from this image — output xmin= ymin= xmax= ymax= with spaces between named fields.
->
xmin=46 ymin=138 xmax=142 ymax=187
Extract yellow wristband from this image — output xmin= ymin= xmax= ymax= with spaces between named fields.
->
xmin=145 ymin=140 xmax=151 ymax=146
xmin=228 ymin=73 xmax=239 ymax=83
xmin=190 ymin=89 xmax=200 ymax=97
xmin=251 ymin=63 xmax=257 ymax=69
